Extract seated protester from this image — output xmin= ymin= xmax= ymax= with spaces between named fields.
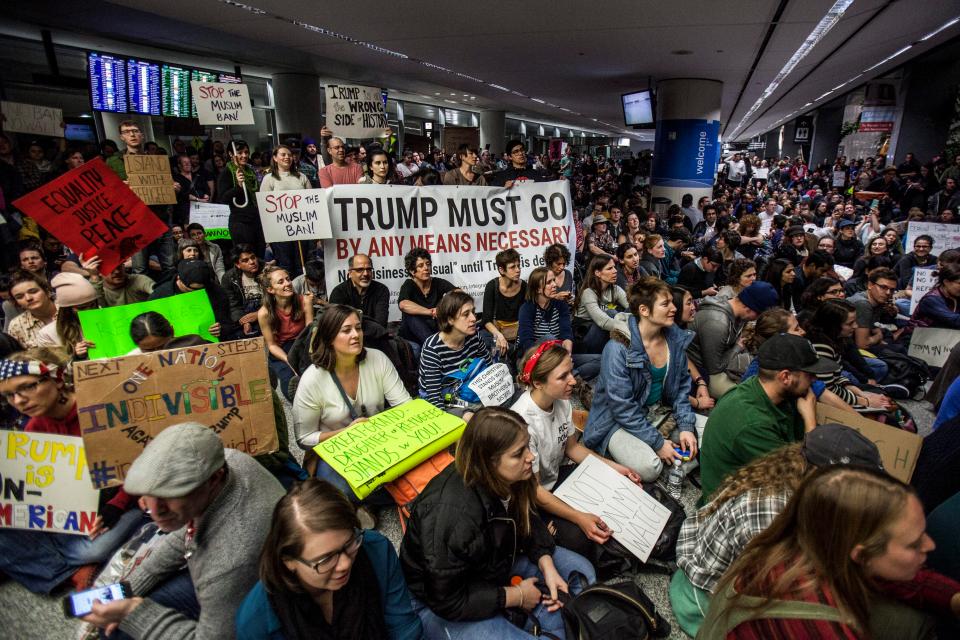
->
xmin=793 ymin=250 xmax=835 ymax=304
xmin=418 ymin=291 xmax=491 ymax=416
xmin=853 ymin=234 xmax=893 ymax=279
xmin=700 ymin=466 xmax=960 ymax=639
xmin=895 ymin=234 xmax=936 ymax=289
xmin=149 ymin=260 xmax=232 ymax=339
xmin=833 ymin=218 xmax=864 ymax=268
xmin=0 ymin=348 xmax=144 ymax=594
xmin=586 ymin=214 xmax=616 ymax=256
xmin=573 ymin=254 xmax=628 ymax=354
xmin=671 ymin=426 xmax=884 ymax=637
xmin=848 ymin=266 xmax=902 ymax=354
xmin=672 ymin=286 xmax=716 ymax=412
xmin=699 ymin=333 xmax=829 ymax=502
xmin=88 ymin=263 xmax=154 ymax=308
xmin=399 ymin=406 xmax=595 ymax=639
xmin=35 ymin=272 xmax=99 ymax=358
xmin=128 ymin=311 xmax=177 ymax=353
xmin=83 ymin=423 xmax=285 ymax=640
xmin=583 ymin=277 xmax=699 ymax=482
xmin=397 ymin=247 xmax=456 ymax=346
xmin=775 ymin=225 xmax=809 ymax=267
xmin=544 ymin=243 xmax=574 ymax=304
xmin=798 ymin=276 xmax=846 ymax=317
xmin=933 ymin=377 xmax=960 ymax=431
xmin=763 ymin=258 xmax=798 ymax=311
xmin=714 ymin=258 xmax=757 ymax=300
xmin=693 ymin=203 xmax=720 ymax=244
xmin=222 ymin=243 xmax=264 ymax=337
xmin=482 ymin=249 xmax=527 ymax=362
xmin=236 ymin=479 xmax=422 ymax=640
xmin=257 ymin=266 xmax=314 ymax=401
xmin=176 ymin=237 xmax=204 ymax=265
xmin=662 ymin=229 xmax=691 ymax=284
xmin=293 ymin=258 xmax=327 ymax=309
xmin=185 ymin=223 xmax=225 ymax=281
xmin=713 ymin=230 xmax=745 ymax=283
xmin=615 ymin=242 xmax=644 ymax=290
xmin=328 ymin=253 xmax=391 ymax=344
xmin=638 ymin=234 xmax=665 ymax=278
xmin=677 ymin=247 xmax=722 ymax=299
xmin=688 ymin=281 xmax=779 ymax=399
xmin=844 ymin=254 xmax=894 ymax=298
xmin=18 ymin=239 xmax=55 ymax=281
xmin=735 ymin=213 xmax=766 ymax=261
xmin=911 ymin=262 xmax=960 ymax=329
xmin=7 ymin=270 xmax=56 ymax=349
xmin=513 ymin=341 xmax=641 ymax=576
xmin=488 ymin=139 xmax=550 ymax=186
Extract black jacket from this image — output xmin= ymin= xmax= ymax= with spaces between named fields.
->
xmin=677 ymin=259 xmax=716 ymax=298
xmin=328 ymin=279 xmax=390 ymax=335
xmin=834 ymin=237 xmax=864 ymax=269
xmin=221 ymin=265 xmax=264 ymax=323
xmin=399 ymin=465 xmax=555 ymax=621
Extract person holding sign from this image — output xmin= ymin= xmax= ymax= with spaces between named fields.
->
xmin=912 ymin=263 xmax=960 ymax=330
xmin=318 ymin=137 xmax=363 ymax=188
xmin=35 ymin=272 xmax=99 ymax=358
xmin=218 ymin=141 xmax=264 ymax=259
xmin=260 ymin=145 xmax=312 ymax=278
xmin=258 ymin=266 xmax=314 ymax=400
xmin=399 ymin=406 xmax=595 ymax=638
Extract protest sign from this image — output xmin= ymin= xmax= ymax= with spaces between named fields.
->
xmin=0 ymin=432 xmax=100 ymax=535
xmin=908 ymin=327 xmax=960 ymax=368
xmin=325 ymin=84 xmax=389 ymax=139
xmin=314 ymin=399 xmax=465 ymax=499
xmin=910 ymin=267 xmax=937 ymax=314
xmin=74 ymin=338 xmax=277 ymax=489
xmin=78 ymin=288 xmax=217 ymax=360
xmin=816 ymin=403 xmax=922 ymax=483
xmin=322 ymin=181 xmax=576 ymax=321
xmin=1 ymin=100 xmax=64 ymax=137
xmin=190 ymin=81 xmax=254 ymax=125
xmin=832 ymin=170 xmax=846 ymax=187
xmin=190 ymin=202 xmax=231 ymax=240
xmin=553 ymin=455 xmax=670 ymax=562
xmin=905 ymin=221 xmax=960 ymax=257
xmin=255 ymin=188 xmax=333 ymax=243
xmin=834 ymin=264 xmax=854 ymax=281
xmin=12 ymin=157 xmax=168 ymax=275
xmin=467 ymin=363 xmax=514 ymax=406
xmin=124 ymin=154 xmax=176 ymax=205
xmin=753 ymin=167 xmax=769 ymax=181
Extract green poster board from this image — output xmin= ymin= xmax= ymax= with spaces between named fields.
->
xmin=315 ymin=399 xmax=465 ymax=499
xmin=79 ymin=289 xmax=218 ymax=359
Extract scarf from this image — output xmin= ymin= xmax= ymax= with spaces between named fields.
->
xmin=227 ymin=160 xmax=259 ymax=195
xmin=268 ymin=545 xmax=387 ymax=640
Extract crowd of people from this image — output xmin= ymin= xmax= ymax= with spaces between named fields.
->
xmin=1 ymin=116 xmax=960 ymax=640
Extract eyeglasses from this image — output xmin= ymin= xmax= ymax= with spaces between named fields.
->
xmin=293 ymin=529 xmax=363 ymax=574
xmin=350 ymin=267 xmax=373 ymax=273
xmin=0 ymin=379 xmax=46 ymax=401
xmin=871 ymin=283 xmax=896 ymax=293
xmin=120 ymin=128 xmax=141 ymax=135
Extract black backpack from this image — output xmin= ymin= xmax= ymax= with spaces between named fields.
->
xmin=559 ymin=580 xmax=672 ymax=639
xmin=880 ymin=352 xmax=930 ymax=397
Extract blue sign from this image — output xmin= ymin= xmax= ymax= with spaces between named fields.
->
xmin=651 ymin=119 xmax=721 ymax=189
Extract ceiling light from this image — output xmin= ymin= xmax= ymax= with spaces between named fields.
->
xmin=530 ymin=98 xmax=545 ymax=104
xmin=488 ymin=83 xmax=510 ymax=92
xmin=219 ymin=0 xmax=267 ymax=14
xmin=863 ymin=45 xmax=912 ymax=72
xmin=921 ymin=16 xmax=960 ymax=41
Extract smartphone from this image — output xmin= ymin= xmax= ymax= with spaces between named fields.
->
xmin=63 ymin=582 xmax=131 ymax=618
xmin=870 ymin=199 xmax=879 ymax=210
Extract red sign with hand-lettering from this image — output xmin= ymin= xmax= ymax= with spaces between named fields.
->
xmin=13 ymin=157 xmax=168 ymax=274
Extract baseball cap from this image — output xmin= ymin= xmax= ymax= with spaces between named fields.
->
xmin=785 ymin=225 xmax=806 ymax=237
xmin=124 ymin=422 xmax=225 ymax=498
xmin=757 ymin=333 xmax=836 ymax=374
xmin=737 ymin=281 xmax=780 ymax=314
xmin=802 ymin=423 xmax=884 ymax=470
xmin=838 ymin=219 xmax=856 ymax=229
xmin=177 ymin=259 xmax=213 ymax=288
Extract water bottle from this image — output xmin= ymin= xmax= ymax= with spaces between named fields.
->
xmin=667 ymin=458 xmax=684 ymax=500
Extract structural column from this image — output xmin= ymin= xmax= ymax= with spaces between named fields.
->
xmin=272 ymin=73 xmax=323 ymax=141
xmin=480 ymin=110 xmax=506 ymax=154
xmin=651 ymin=79 xmax=723 ymax=212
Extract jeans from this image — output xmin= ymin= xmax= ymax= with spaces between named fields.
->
xmin=399 ymin=314 xmax=438 ymax=345
xmin=0 ymin=509 xmax=148 ymax=594
xmin=268 ymin=341 xmax=296 ymax=401
xmin=864 ymin=356 xmax=890 ymax=383
xmin=105 ymin=569 xmax=199 ymax=640
xmin=575 ymin=309 xmax=618 ymax=355
xmin=413 ymin=547 xmax=595 ymax=640
xmin=536 ymin=333 xmax=601 ymax=382
xmin=131 ymin=231 xmax=175 ymax=282
xmin=270 ymin=240 xmax=307 ymax=279
xmin=314 ymin=457 xmax=394 ymax=507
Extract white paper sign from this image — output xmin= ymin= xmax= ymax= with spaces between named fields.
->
xmin=255 ymin=189 xmax=334 ymax=243
xmin=553 ymin=455 xmax=671 ymax=562
xmin=834 ymin=264 xmax=854 ymax=281
xmin=908 ymin=327 xmax=960 ymax=367
xmin=190 ymin=81 xmax=254 ymax=126
xmin=325 ymin=84 xmax=389 ymax=139
xmin=753 ymin=167 xmax=769 ymax=180
xmin=906 ymin=221 xmax=960 ymax=257
xmin=910 ymin=267 xmax=938 ymax=314
xmin=467 ymin=363 xmax=514 ymax=406
xmin=832 ymin=170 xmax=846 ymax=187
xmin=1 ymin=101 xmax=64 ymax=137
xmin=190 ymin=202 xmax=230 ymax=229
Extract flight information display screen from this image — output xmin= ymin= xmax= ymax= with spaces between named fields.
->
xmin=162 ymin=64 xmax=192 ymax=117
xmin=127 ymin=58 xmax=161 ymax=115
xmin=88 ymin=52 xmax=129 ymax=113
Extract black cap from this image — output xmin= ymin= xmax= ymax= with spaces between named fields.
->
xmin=757 ymin=333 xmax=835 ymax=374
xmin=785 ymin=225 xmax=806 ymax=237
xmin=803 ymin=423 xmax=884 ymax=470
xmin=177 ymin=259 xmax=213 ymax=288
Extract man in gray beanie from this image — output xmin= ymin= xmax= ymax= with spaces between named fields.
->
xmin=83 ymin=422 xmax=284 ymax=640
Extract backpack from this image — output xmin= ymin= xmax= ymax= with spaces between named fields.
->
xmin=559 ymin=580 xmax=672 ymax=639
xmin=642 ymin=484 xmax=686 ymax=562
xmin=384 ymin=451 xmax=455 ymax=532
xmin=438 ymin=357 xmax=489 ymax=405
xmin=880 ymin=352 xmax=930 ymax=397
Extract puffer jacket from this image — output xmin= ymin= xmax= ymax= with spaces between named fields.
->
xmin=399 ymin=465 xmax=555 ymax=622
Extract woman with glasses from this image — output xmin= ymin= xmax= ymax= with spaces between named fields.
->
xmin=237 ymin=479 xmax=422 ymax=640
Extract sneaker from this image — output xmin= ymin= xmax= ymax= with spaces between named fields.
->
xmin=357 ymin=505 xmax=378 ymax=530
xmin=880 ymin=383 xmax=910 ymax=400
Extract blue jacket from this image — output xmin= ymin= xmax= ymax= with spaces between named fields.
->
xmin=913 ymin=285 xmax=960 ymax=330
xmin=583 ymin=315 xmax=695 ymax=454
xmin=235 ymin=530 xmax=423 ymax=640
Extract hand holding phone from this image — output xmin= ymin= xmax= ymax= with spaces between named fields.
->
xmin=63 ymin=582 xmax=131 ymax=618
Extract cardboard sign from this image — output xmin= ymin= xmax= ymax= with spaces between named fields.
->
xmin=816 ymin=403 xmax=922 ymax=483
xmin=910 ymin=267 xmax=938 ymax=315
xmin=124 ymin=154 xmax=176 ymax=205
xmin=12 ymin=157 xmax=168 ymax=275
xmin=78 ymin=288 xmax=218 ymax=360
xmin=325 ymin=84 xmax=389 ymax=139
xmin=190 ymin=81 xmax=254 ymax=126
xmin=0 ymin=432 xmax=100 ymax=535
xmin=255 ymin=188 xmax=334 ymax=243
xmin=189 ymin=202 xmax=231 ymax=240
xmin=905 ymin=221 xmax=960 ymax=257
xmin=1 ymin=100 xmax=64 ymax=137
xmin=74 ymin=338 xmax=277 ymax=488
xmin=553 ymin=455 xmax=671 ymax=562
xmin=908 ymin=327 xmax=960 ymax=367
xmin=314 ymin=399 xmax=465 ymax=499
xmin=467 ymin=363 xmax=514 ymax=406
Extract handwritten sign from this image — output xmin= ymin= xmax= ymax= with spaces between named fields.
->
xmin=12 ymin=157 xmax=168 ymax=275
xmin=124 ymin=154 xmax=176 ymax=205
xmin=190 ymin=81 xmax=254 ymax=126
xmin=78 ymin=288 xmax=217 ymax=360
xmin=0 ymin=432 xmax=100 ymax=535
xmin=74 ymin=338 xmax=277 ymax=489
xmin=908 ymin=327 xmax=960 ymax=367
xmin=910 ymin=267 xmax=938 ymax=314
xmin=255 ymin=188 xmax=333 ymax=243
xmin=190 ymin=202 xmax=231 ymax=240
xmin=553 ymin=455 xmax=670 ymax=562
xmin=832 ymin=170 xmax=846 ymax=187
xmin=467 ymin=363 xmax=514 ymax=406
xmin=816 ymin=403 xmax=922 ymax=483
xmin=315 ymin=399 xmax=465 ymax=499
xmin=1 ymin=100 xmax=64 ymax=138
xmin=325 ymin=84 xmax=389 ymax=139
xmin=906 ymin=221 xmax=960 ymax=257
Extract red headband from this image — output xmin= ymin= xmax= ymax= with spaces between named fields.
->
xmin=519 ymin=340 xmax=563 ymax=384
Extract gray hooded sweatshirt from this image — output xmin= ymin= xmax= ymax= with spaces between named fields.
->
xmin=687 ymin=296 xmax=746 ymax=375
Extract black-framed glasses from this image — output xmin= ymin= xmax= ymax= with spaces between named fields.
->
xmin=872 ymin=283 xmax=896 ymax=293
xmin=293 ymin=529 xmax=363 ymax=574
xmin=120 ymin=128 xmax=141 ymax=135
xmin=350 ymin=267 xmax=373 ymax=273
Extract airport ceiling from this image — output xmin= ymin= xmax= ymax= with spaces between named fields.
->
xmin=6 ymin=0 xmax=960 ymax=142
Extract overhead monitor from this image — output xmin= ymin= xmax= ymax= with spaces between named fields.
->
xmin=88 ymin=51 xmax=129 ymax=113
xmin=161 ymin=64 xmax=192 ymax=118
xmin=127 ymin=58 xmax=161 ymax=115
xmin=622 ymin=90 xmax=655 ymax=128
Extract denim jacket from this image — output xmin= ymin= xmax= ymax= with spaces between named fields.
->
xmin=583 ymin=314 xmax=695 ymax=455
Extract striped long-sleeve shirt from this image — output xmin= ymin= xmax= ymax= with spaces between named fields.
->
xmin=417 ymin=332 xmax=491 ymax=407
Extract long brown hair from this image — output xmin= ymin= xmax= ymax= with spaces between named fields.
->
xmin=309 ymin=304 xmax=367 ymax=371
xmin=259 ymin=266 xmax=305 ymax=334
xmin=741 ymin=307 xmax=794 ymax=353
xmin=456 ymin=406 xmax=539 ymax=537
xmin=269 ymin=144 xmax=302 ymax=181
xmin=703 ymin=443 xmax=808 ymax=516
xmin=55 ymin=307 xmax=85 ymax=351
xmin=575 ymin=253 xmax=614 ymax=311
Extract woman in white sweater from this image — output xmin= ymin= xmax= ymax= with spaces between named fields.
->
xmin=260 ymin=145 xmax=312 ymax=279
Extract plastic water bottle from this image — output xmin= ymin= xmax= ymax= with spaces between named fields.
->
xmin=667 ymin=459 xmax=684 ymax=500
